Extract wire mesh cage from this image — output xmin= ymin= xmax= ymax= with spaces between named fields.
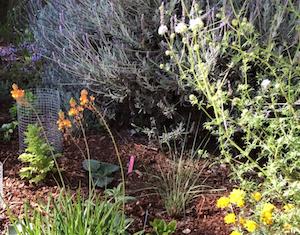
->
xmin=17 ymin=88 xmax=62 ymax=152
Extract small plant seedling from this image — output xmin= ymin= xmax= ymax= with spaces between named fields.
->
xmin=0 ymin=121 xmax=18 ymax=141
xmin=82 ymin=159 xmax=119 ymax=188
xmin=149 ymin=219 xmax=176 ymax=235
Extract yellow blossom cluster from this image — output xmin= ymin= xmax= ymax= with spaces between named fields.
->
xmin=216 ymin=189 xmax=247 ymax=210
xmin=217 ymin=188 xmax=297 ymax=234
xmin=260 ymin=203 xmax=275 ymax=225
xmin=216 ymin=189 xmax=260 ymax=234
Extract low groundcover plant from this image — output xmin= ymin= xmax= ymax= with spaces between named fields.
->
xmin=216 ymin=188 xmax=300 ymax=234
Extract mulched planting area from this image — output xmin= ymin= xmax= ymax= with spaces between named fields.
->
xmin=0 ymin=104 xmax=231 ymax=235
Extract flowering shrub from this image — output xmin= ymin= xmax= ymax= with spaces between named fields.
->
xmin=28 ymin=0 xmax=194 ymax=139
xmin=160 ymin=1 xmax=300 ymax=234
xmin=216 ymin=189 xmax=300 ymax=234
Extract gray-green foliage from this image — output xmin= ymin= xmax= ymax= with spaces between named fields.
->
xmin=28 ymin=0 xmax=189 ymax=133
xmin=82 ymin=159 xmax=119 ymax=188
xmin=0 ymin=121 xmax=18 ymax=142
xmin=152 ymin=121 xmax=213 ymax=217
xmin=164 ymin=0 xmax=300 ymax=210
xmin=18 ymin=124 xmax=58 ymax=184
xmin=9 ymin=184 xmax=133 ymax=235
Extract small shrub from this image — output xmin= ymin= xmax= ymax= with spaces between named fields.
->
xmin=18 ymin=123 xmax=58 ymax=184
xmin=28 ymin=0 xmax=195 ymax=139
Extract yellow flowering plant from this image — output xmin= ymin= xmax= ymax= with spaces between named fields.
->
xmin=216 ymin=189 xmax=300 ymax=234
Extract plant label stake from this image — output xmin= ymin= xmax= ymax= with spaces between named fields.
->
xmin=127 ymin=156 xmax=135 ymax=174
xmin=0 ymin=162 xmax=3 ymax=208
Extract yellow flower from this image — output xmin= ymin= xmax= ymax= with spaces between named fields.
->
xmin=236 ymin=199 xmax=245 ymax=208
xmin=224 ymin=213 xmax=236 ymax=224
xmin=262 ymin=203 xmax=275 ymax=212
xmin=244 ymin=220 xmax=257 ymax=232
xmin=229 ymin=189 xmax=245 ymax=207
xmin=261 ymin=211 xmax=273 ymax=225
xmin=63 ymin=119 xmax=72 ymax=128
xmin=283 ymin=204 xmax=294 ymax=212
xmin=252 ymin=192 xmax=262 ymax=202
xmin=11 ymin=83 xmax=25 ymax=101
xmin=230 ymin=231 xmax=241 ymax=235
xmin=216 ymin=196 xmax=230 ymax=208
xmin=260 ymin=203 xmax=275 ymax=225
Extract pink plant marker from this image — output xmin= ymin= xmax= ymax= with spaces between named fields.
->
xmin=128 ymin=155 xmax=135 ymax=174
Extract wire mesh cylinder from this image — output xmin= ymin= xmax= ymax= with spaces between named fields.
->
xmin=17 ymin=88 xmax=62 ymax=153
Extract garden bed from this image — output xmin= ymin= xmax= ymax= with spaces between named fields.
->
xmin=0 ymin=103 xmax=231 ymax=235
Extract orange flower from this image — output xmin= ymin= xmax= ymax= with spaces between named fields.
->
xmin=62 ymin=119 xmax=72 ymax=128
xmin=68 ymin=107 xmax=79 ymax=117
xmin=57 ymin=111 xmax=72 ymax=131
xmin=11 ymin=83 xmax=25 ymax=101
xmin=80 ymin=89 xmax=89 ymax=106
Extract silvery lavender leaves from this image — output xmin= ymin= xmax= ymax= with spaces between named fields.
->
xmin=28 ymin=0 xmax=189 ymax=138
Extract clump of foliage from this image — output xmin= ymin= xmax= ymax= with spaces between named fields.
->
xmin=149 ymin=219 xmax=177 ymax=235
xmin=153 ymin=122 xmax=213 ymax=217
xmin=82 ymin=159 xmax=119 ymax=188
xmin=162 ymin=0 xmax=300 ymax=233
xmin=0 ymin=0 xmax=31 ymax=42
xmin=18 ymin=123 xmax=58 ymax=184
xmin=9 ymin=184 xmax=133 ymax=235
xmin=28 ymin=0 xmax=195 ymax=139
xmin=0 ymin=43 xmax=42 ymax=100
xmin=0 ymin=121 xmax=18 ymax=142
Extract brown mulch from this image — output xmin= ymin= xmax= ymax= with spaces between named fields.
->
xmin=0 ymin=104 xmax=231 ymax=234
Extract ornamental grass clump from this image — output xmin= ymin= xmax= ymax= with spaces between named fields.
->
xmin=153 ymin=119 xmax=218 ymax=217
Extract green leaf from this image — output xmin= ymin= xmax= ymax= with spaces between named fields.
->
xmin=82 ymin=159 xmax=101 ymax=172
xmin=93 ymin=176 xmax=114 ymax=188
xmin=97 ymin=162 xmax=119 ymax=176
